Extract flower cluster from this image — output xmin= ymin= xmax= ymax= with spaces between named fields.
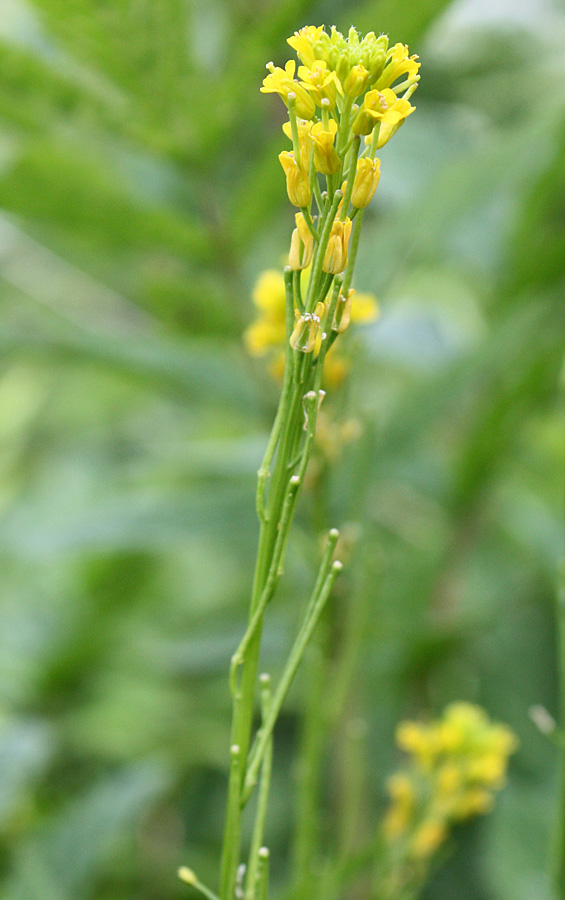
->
xmin=246 ymin=26 xmax=417 ymax=391
xmin=262 ymin=25 xmax=419 ymax=215
xmin=382 ymin=703 xmax=518 ymax=862
xmin=244 ymin=267 xmax=378 ymax=385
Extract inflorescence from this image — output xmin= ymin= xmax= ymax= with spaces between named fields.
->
xmin=246 ymin=25 xmax=420 ymax=379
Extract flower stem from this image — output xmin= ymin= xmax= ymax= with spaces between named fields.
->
xmin=553 ymin=560 xmax=565 ymax=893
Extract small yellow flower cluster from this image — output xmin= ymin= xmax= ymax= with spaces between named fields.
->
xmin=249 ymin=26 xmax=417 ymax=397
xmin=383 ymin=703 xmax=518 ymax=861
xmin=262 ymin=25 xmax=419 ymax=215
xmin=244 ymin=267 xmax=378 ymax=385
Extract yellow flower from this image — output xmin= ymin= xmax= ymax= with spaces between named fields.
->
xmin=322 ymin=217 xmax=352 ymax=273
xmin=282 ymin=118 xmax=312 ymax=170
xmin=376 ymin=42 xmax=420 ymax=91
xmin=298 ymin=59 xmax=340 ymax=109
xmin=261 ymin=60 xmax=316 ymax=119
xmin=366 ymin=96 xmax=416 ymax=148
xmin=453 ymin=788 xmax=494 ymax=819
xmin=352 ymin=88 xmax=412 ymax=136
xmin=279 ymin=151 xmax=311 ymax=207
xmin=310 ymin=120 xmax=341 ymax=175
xmin=467 ymin=753 xmax=507 ymax=786
xmin=351 ymin=291 xmax=379 ymax=322
xmin=290 ymin=301 xmax=325 ymax=353
xmin=436 ymin=762 xmax=462 ymax=796
xmin=409 ymin=820 xmax=447 ymax=859
xmin=268 ymin=351 xmax=286 ymax=381
xmin=323 ymin=351 xmax=351 ymax=387
xmin=287 ymin=25 xmax=326 ymax=68
xmin=395 ymin=721 xmax=437 ymax=765
xmin=385 ymin=703 xmax=517 ymax=856
xmin=244 ymin=269 xmax=286 ymax=357
xmin=289 ymin=212 xmax=314 ymax=270
xmin=351 ymin=156 xmax=381 ymax=208
xmin=343 ymin=63 xmax=369 ymax=98
xmin=252 ymin=269 xmax=286 ymax=315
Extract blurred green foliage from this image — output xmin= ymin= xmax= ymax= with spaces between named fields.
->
xmin=0 ymin=1 xmax=563 ymax=899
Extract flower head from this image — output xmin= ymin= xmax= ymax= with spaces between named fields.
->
xmin=298 ymin=59 xmax=340 ymax=109
xmin=261 ymin=60 xmax=316 ymax=119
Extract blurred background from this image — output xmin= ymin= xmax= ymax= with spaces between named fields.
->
xmin=0 ymin=0 xmax=563 ymax=898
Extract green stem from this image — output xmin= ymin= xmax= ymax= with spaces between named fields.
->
xmin=179 ymin=873 xmax=221 ymax=900
xmin=243 ymin=557 xmax=343 ymax=804
xmin=245 ymin=675 xmax=273 ymax=900
xmin=219 ymin=273 xmax=301 ymax=900
xmin=230 ymin=478 xmax=300 ymax=697
xmin=291 ymin=640 xmax=327 ymax=898
xmin=342 ymin=209 xmax=364 ymax=296
xmin=340 ymin=136 xmax=360 ymax=222
xmin=305 ymin=189 xmax=343 ymax=314
xmin=255 ymin=848 xmax=270 ymax=900
xmin=219 ymin=744 xmax=243 ymax=900
xmin=553 ymin=559 xmax=565 ymax=893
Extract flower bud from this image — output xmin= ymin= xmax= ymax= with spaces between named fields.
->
xmin=311 ymin=120 xmax=341 ymax=175
xmin=343 ymin=64 xmax=369 ymax=97
xmin=279 ymin=151 xmax=311 ymax=207
xmin=288 ymin=212 xmax=314 ymax=269
xmin=322 ymin=218 xmax=352 ymax=274
xmin=351 ymin=156 xmax=381 ymax=208
xmin=282 ymin=118 xmax=312 ymax=169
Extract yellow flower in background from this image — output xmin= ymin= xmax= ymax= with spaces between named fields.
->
xmin=352 ymin=291 xmax=379 ymax=322
xmin=278 ymin=151 xmax=311 ymax=207
xmin=261 ymin=60 xmax=316 ymax=119
xmin=351 ymin=156 xmax=381 ymax=208
xmin=410 ymin=820 xmax=447 ymax=859
xmin=382 ymin=703 xmax=518 ymax=866
xmin=311 ymin=120 xmax=341 ymax=175
xmin=252 ymin=269 xmax=286 ymax=315
xmin=244 ymin=270 xmax=286 ymax=357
